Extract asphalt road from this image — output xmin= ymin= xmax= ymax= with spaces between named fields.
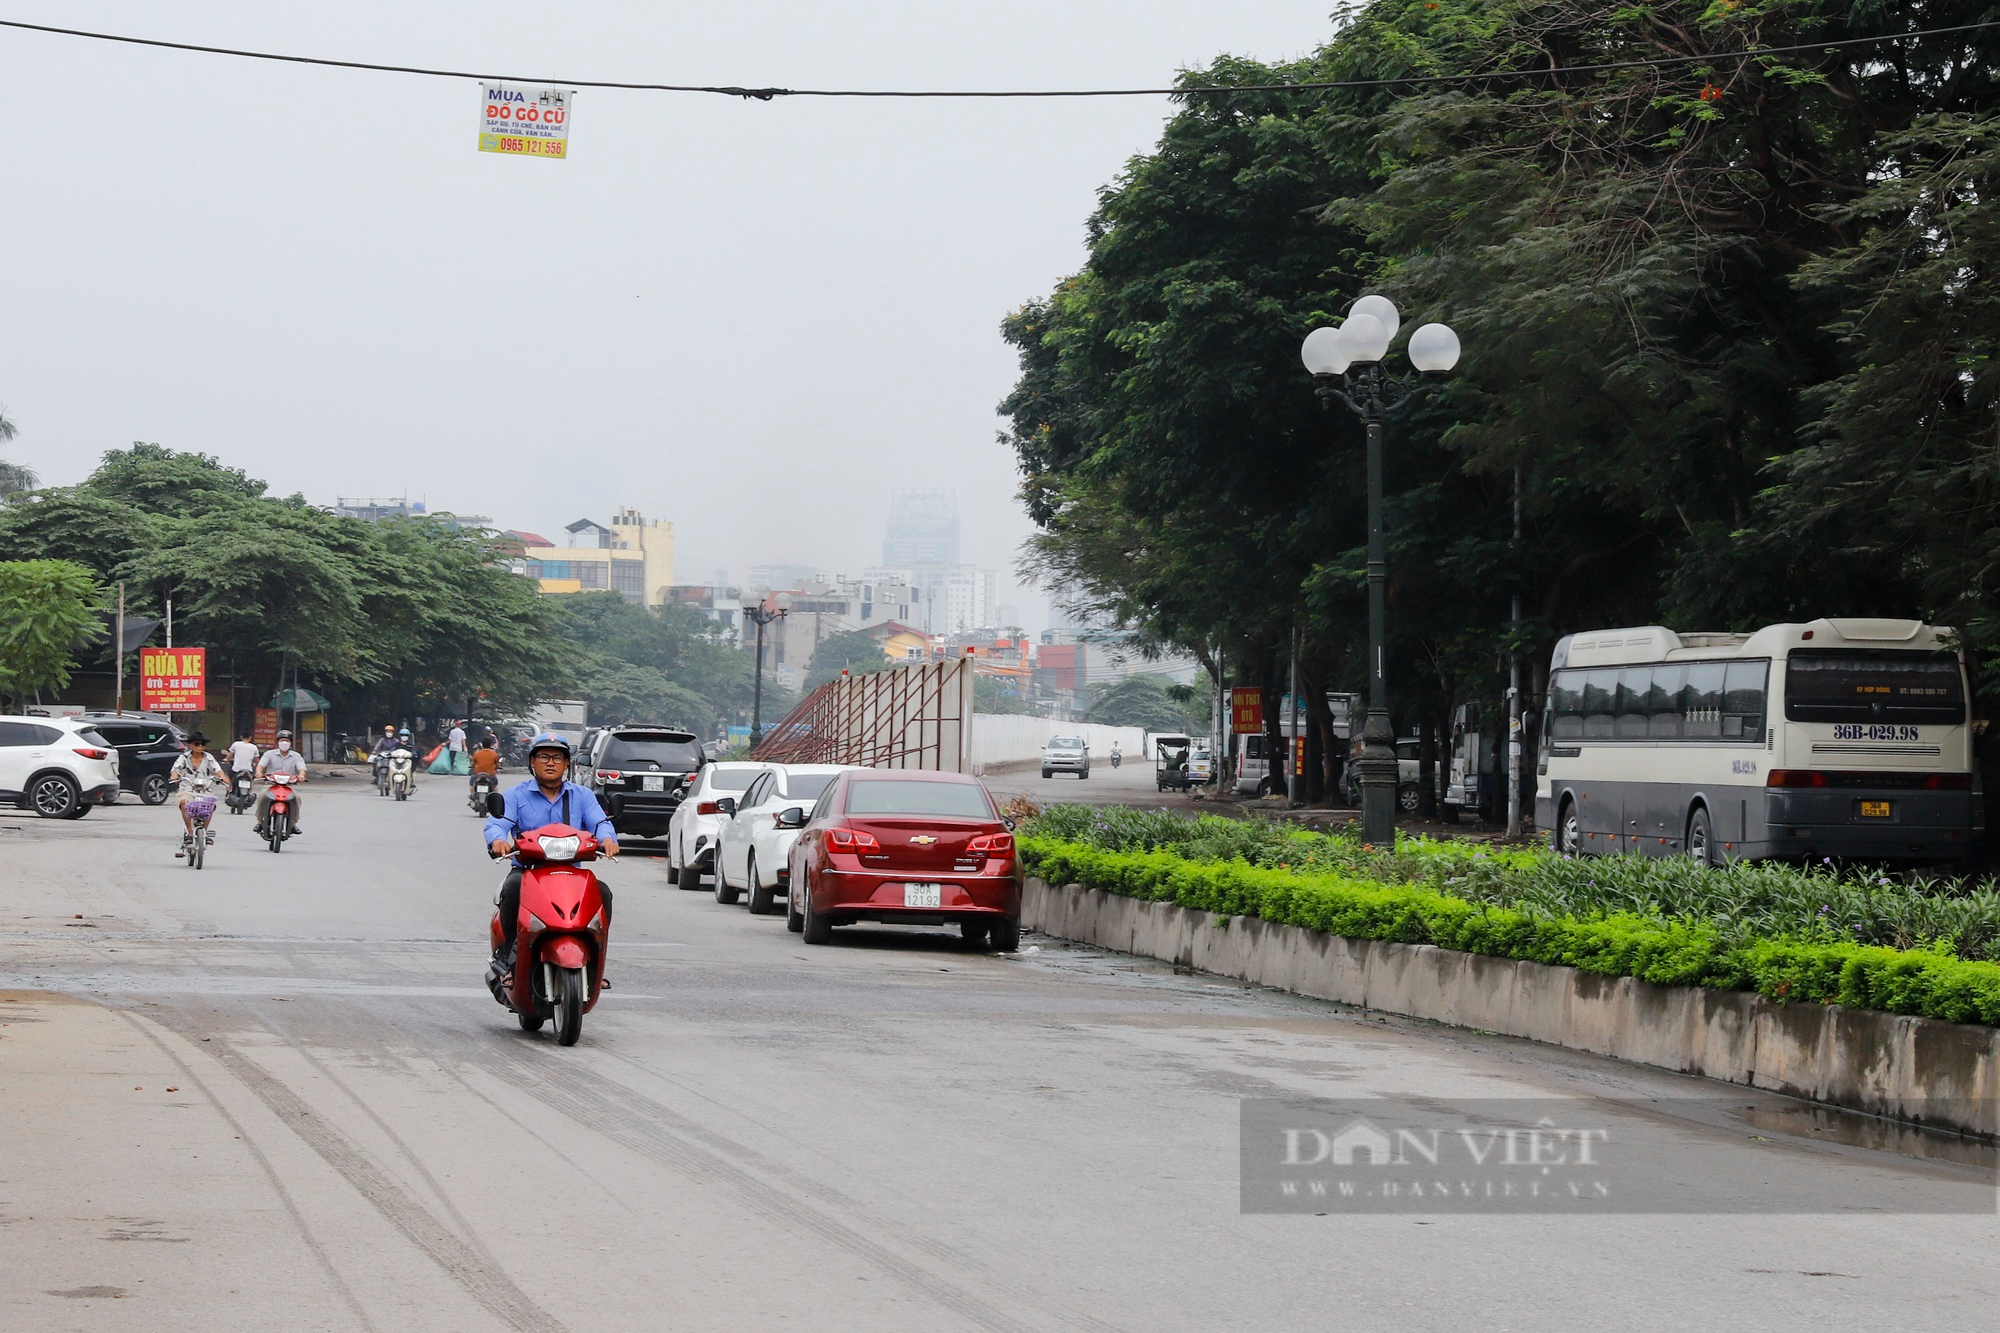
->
xmin=2 ymin=776 xmax=1996 ymax=1331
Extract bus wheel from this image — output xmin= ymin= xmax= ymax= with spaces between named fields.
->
xmin=1557 ymin=799 xmax=1582 ymax=857
xmin=1686 ymin=806 xmax=1718 ymax=867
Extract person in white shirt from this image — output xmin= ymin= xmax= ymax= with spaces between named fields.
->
xmin=226 ymin=731 xmax=259 ymax=775
xmin=448 ymin=721 xmax=468 ymax=754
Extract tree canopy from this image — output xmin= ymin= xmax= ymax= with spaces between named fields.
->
xmin=553 ymin=591 xmax=767 ymax=735
xmin=0 ymin=560 xmax=103 ymax=706
xmin=0 ymin=444 xmax=566 ymax=724
xmin=1001 ymin=0 xmax=2000 ymax=801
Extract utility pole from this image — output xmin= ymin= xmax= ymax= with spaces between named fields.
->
xmin=114 ymin=582 xmax=126 ymax=716
xmin=1506 ymin=464 xmax=1524 ymax=841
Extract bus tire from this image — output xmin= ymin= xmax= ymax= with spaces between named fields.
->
xmin=1557 ymin=797 xmax=1582 ymax=857
xmin=1686 ymin=805 xmax=1719 ymax=867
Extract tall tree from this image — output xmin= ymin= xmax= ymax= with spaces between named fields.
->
xmin=0 ymin=560 xmax=103 ymax=706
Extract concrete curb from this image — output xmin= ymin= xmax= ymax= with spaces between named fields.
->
xmin=1023 ymin=878 xmax=2000 ymax=1140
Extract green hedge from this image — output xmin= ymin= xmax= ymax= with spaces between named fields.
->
xmin=1020 ymin=836 xmax=2000 ymax=1027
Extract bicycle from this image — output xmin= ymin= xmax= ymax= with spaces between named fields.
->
xmin=181 ymin=796 xmax=218 ymax=869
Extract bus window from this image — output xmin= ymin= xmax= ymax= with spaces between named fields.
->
xmin=1646 ymin=665 xmax=1685 ymax=739
xmin=1615 ymin=668 xmax=1650 ymax=738
xmin=1721 ymin=661 xmax=1768 ymax=739
xmin=1784 ymin=650 xmax=1966 ymax=724
xmin=1581 ymin=669 xmax=1616 ymax=738
xmin=1549 ymin=671 xmax=1583 ymax=739
xmin=1684 ymin=663 xmax=1725 ymax=738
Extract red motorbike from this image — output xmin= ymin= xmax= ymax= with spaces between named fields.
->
xmin=487 ymin=824 xmax=609 ymax=1046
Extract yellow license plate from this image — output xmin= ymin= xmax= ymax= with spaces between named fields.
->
xmin=1860 ymin=800 xmax=1892 ymax=818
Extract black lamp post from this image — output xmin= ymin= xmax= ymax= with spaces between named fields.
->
xmin=741 ymin=593 xmax=791 ymax=745
xmin=1302 ymin=297 xmax=1461 ymax=846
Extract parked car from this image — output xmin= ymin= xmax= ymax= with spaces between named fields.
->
xmin=666 ymin=761 xmax=771 ymax=888
xmin=712 ymin=764 xmax=854 ymax=914
xmin=785 ymin=769 xmax=1022 ymax=950
xmin=571 ymin=725 xmax=704 ymax=841
xmin=1337 ymin=738 xmax=1434 ymax=812
xmin=0 ymin=715 xmax=124 ymax=818
xmin=76 ymin=712 xmax=186 ymax=805
xmin=1041 ymin=735 xmax=1090 ymax=779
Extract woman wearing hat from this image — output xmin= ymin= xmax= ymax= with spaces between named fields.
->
xmin=170 ymin=731 xmax=226 ymax=857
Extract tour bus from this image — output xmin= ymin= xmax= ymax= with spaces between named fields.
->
xmin=1535 ymin=619 xmax=1980 ymax=864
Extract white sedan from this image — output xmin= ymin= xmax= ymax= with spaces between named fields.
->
xmin=713 ymin=764 xmax=854 ymax=915
xmin=665 ymin=762 xmax=770 ymax=889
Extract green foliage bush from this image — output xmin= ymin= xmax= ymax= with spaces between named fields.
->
xmin=1018 ymin=810 xmax=2000 ymax=1026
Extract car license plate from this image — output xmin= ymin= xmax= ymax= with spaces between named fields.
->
xmin=903 ymin=883 xmax=942 ymax=908
xmin=1860 ymin=800 xmax=1892 ymax=819
xmin=642 ymin=775 xmax=664 ymax=791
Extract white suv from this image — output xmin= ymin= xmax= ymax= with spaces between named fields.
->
xmin=1041 ymin=736 xmax=1090 ymax=779
xmin=0 ymin=715 xmax=124 ymax=818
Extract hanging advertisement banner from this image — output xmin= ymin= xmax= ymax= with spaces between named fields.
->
xmin=1230 ymin=686 xmax=1263 ymax=735
xmin=478 ymin=82 xmax=572 ymax=159
xmin=254 ymin=708 xmax=280 ymax=749
xmin=139 ymin=647 xmax=206 ymax=713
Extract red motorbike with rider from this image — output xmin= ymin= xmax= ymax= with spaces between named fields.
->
xmin=483 ymin=732 xmax=619 ymax=1045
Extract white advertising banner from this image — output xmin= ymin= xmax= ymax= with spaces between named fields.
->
xmin=478 ymin=82 xmax=572 ymax=159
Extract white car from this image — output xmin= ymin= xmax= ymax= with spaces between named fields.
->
xmin=713 ymin=764 xmax=855 ymax=915
xmin=0 ymin=715 xmax=125 ymax=818
xmin=666 ymin=762 xmax=771 ymax=888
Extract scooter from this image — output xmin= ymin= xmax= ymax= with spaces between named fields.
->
xmin=263 ymin=774 xmax=298 ymax=853
xmin=485 ymin=823 xmax=609 ymax=1046
xmin=225 ymin=769 xmax=255 ymax=816
xmin=389 ymin=747 xmax=415 ymax=801
xmin=1111 ymin=745 xmax=1122 ymax=770
xmin=374 ymin=752 xmax=392 ymax=796
xmin=469 ymin=772 xmax=497 ymax=815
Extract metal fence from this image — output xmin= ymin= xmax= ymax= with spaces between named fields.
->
xmin=749 ymin=659 xmax=973 ymax=772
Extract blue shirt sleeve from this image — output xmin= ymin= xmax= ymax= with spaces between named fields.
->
xmin=482 ymin=781 xmax=528 ymax=846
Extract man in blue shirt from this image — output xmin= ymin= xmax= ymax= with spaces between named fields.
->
xmin=484 ymin=732 xmax=620 ymax=980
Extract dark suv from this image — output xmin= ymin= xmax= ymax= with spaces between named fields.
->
xmin=572 ymin=725 xmax=704 ymax=841
xmin=77 ymin=713 xmax=186 ymax=804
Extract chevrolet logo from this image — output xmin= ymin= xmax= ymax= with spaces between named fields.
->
xmin=910 ymin=835 xmax=938 ymax=845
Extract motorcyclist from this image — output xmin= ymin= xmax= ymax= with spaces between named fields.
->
xmin=170 ymin=731 xmax=226 ymax=857
xmin=468 ymin=737 xmax=501 ymax=797
xmin=369 ymin=724 xmax=399 ymax=786
xmin=1111 ymin=742 xmax=1122 ymax=769
xmin=395 ymin=726 xmax=418 ymax=787
xmin=483 ymin=732 xmax=619 ymax=985
xmin=225 ymin=729 xmax=259 ymax=804
xmin=254 ymin=729 xmax=308 ymax=836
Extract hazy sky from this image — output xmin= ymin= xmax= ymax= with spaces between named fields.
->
xmin=1 ymin=2 xmax=1336 ymax=630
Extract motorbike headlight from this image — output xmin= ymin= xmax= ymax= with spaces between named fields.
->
xmin=539 ymin=835 xmax=581 ymax=862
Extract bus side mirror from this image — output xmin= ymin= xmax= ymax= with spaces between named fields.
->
xmin=485 ymin=792 xmax=506 ymax=818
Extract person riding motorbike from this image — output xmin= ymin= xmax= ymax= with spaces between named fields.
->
xmin=370 ymin=725 xmax=399 ymax=787
xmin=483 ymin=732 xmax=619 ymax=987
xmin=225 ymin=729 xmax=259 ymax=807
xmin=254 ymin=730 xmax=308 ymax=836
xmin=468 ymin=737 xmax=501 ymax=795
xmin=1111 ymin=742 xmax=1122 ymax=769
xmin=170 ymin=731 xmax=226 ymax=857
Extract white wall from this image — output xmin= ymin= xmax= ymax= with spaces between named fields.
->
xmin=969 ymin=713 xmax=1154 ymax=771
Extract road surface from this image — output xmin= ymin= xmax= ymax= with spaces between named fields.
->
xmin=2 ymin=777 xmax=1994 ymax=1331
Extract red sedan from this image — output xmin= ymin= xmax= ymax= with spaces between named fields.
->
xmin=784 ymin=770 xmax=1022 ymax=950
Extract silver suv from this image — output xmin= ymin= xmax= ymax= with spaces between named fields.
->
xmin=1041 ymin=735 xmax=1090 ymax=779
xmin=0 ymin=715 xmax=124 ymax=818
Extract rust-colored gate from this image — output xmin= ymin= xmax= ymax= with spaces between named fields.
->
xmin=748 ymin=659 xmax=973 ymax=771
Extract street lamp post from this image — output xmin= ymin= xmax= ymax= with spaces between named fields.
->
xmin=1302 ymin=297 xmax=1461 ymax=846
xmin=741 ymin=593 xmax=791 ymax=746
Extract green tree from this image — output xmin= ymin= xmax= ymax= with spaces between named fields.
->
xmin=805 ymin=628 xmax=891 ymax=690
xmin=0 ymin=406 xmax=35 ymax=498
xmin=551 ymin=591 xmax=764 ymax=733
xmin=1083 ymin=675 xmax=1195 ymax=731
xmin=0 ymin=560 xmax=104 ymax=705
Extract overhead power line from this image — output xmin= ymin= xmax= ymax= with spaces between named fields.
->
xmin=1 ymin=17 xmax=1996 ymax=99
